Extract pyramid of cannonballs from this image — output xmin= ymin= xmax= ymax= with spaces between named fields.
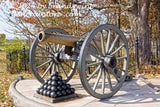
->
xmin=36 ymin=72 xmax=75 ymax=98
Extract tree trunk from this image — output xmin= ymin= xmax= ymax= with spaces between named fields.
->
xmin=153 ymin=0 xmax=160 ymax=63
xmin=127 ymin=0 xmax=151 ymax=66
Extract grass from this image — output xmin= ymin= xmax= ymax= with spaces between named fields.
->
xmin=0 ymin=49 xmax=34 ymax=107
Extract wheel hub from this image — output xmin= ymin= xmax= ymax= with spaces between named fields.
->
xmin=104 ymin=56 xmax=117 ymax=68
xmin=53 ymin=53 xmax=61 ymax=63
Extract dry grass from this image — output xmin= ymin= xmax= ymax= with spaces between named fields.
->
xmin=0 ymin=49 xmax=34 ymax=107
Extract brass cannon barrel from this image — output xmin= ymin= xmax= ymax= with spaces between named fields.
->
xmin=38 ymin=31 xmax=84 ymax=47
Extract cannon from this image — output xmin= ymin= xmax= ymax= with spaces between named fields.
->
xmin=30 ymin=24 xmax=129 ymax=99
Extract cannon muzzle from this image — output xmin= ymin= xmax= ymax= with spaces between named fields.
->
xmin=38 ymin=31 xmax=83 ymax=47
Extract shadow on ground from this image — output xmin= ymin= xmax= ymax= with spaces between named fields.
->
xmin=98 ymin=79 xmax=160 ymax=104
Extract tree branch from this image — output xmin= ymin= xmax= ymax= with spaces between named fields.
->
xmin=71 ymin=1 xmax=133 ymax=12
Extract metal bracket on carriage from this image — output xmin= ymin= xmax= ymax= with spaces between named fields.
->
xmin=125 ymin=74 xmax=133 ymax=81
xmin=57 ymin=39 xmax=84 ymax=62
xmin=74 ymin=39 xmax=84 ymax=55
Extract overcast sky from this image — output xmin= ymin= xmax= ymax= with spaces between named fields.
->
xmin=0 ymin=15 xmax=13 ymax=39
xmin=0 ymin=1 xmax=18 ymax=40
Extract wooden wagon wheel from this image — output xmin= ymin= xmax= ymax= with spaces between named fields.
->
xmin=30 ymin=28 xmax=77 ymax=84
xmin=79 ymin=24 xmax=129 ymax=99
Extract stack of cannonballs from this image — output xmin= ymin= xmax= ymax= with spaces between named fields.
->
xmin=36 ymin=72 xmax=75 ymax=98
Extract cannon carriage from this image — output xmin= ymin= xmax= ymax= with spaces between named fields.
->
xmin=30 ymin=24 xmax=129 ymax=99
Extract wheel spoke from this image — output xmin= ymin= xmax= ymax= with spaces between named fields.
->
xmin=56 ymin=44 xmax=60 ymax=52
xmin=86 ymin=61 xmax=102 ymax=67
xmin=106 ymin=29 xmax=111 ymax=53
xmin=42 ymin=62 xmax=53 ymax=78
xmin=37 ymin=44 xmax=54 ymax=56
xmin=36 ymin=59 xmax=53 ymax=69
xmin=52 ymin=63 xmax=56 ymax=73
xmin=108 ymin=35 xmax=119 ymax=54
xmin=93 ymin=67 xmax=102 ymax=91
xmin=116 ymin=66 xmax=126 ymax=72
xmin=62 ymin=61 xmax=73 ymax=70
xmin=87 ymin=65 xmax=101 ymax=81
xmin=106 ymin=70 xmax=113 ymax=91
xmin=60 ymin=63 xmax=68 ymax=78
xmin=47 ymin=43 xmax=55 ymax=54
xmin=87 ymin=66 xmax=90 ymax=74
xmin=88 ymin=52 xmax=104 ymax=60
xmin=56 ymin=64 xmax=60 ymax=73
xmin=100 ymin=31 xmax=105 ymax=56
xmin=110 ymin=69 xmax=120 ymax=83
xmin=53 ymin=44 xmax=56 ymax=52
xmin=116 ymin=56 xmax=127 ymax=60
xmin=111 ymin=44 xmax=125 ymax=56
xmin=92 ymin=38 xmax=103 ymax=57
xmin=35 ymin=56 xmax=53 ymax=58
xmin=102 ymin=68 xmax=106 ymax=94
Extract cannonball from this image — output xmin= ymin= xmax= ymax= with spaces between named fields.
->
xmin=66 ymin=89 xmax=71 ymax=94
xmin=57 ymin=91 xmax=62 ymax=96
xmin=51 ymin=86 xmax=57 ymax=91
xmin=43 ymin=84 xmax=48 ymax=89
xmin=66 ymin=84 xmax=71 ymax=89
xmin=48 ymin=80 xmax=53 ymax=85
xmin=57 ymin=80 xmax=62 ymax=85
xmin=61 ymin=90 xmax=66 ymax=95
xmin=52 ymin=76 xmax=58 ymax=81
xmin=36 ymin=88 xmax=41 ymax=94
xmin=71 ymin=88 xmax=75 ymax=93
xmin=43 ymin=90 xmax=47 ymax=96
xmin=57 ymin=86 xmax=62 ymax=91
xmin=57 ymin=76 xmax=62 ymax=80
xmin=48 ymin=75 xmax=52 ymax=80
xmin=40 ymin=84 xmax=44 ymax=88
xmin=39 ymin=89 xmax=43 ymax=95
xmin=62 ymin=80 xmax=66 ymax=84
xmin=51 ymin=81 xmax=57 ymax=86
xmin=52 ymin=72 xmax=59 ymax=76
xmin=50 ymin=92 xmax=57 ymax=98
xmin=47 ymin=85 xmax=51 ymax=90
xmin=44 ymin=80 xmax=49 ymax=84
xmin=46 ymin=91 xmax=51 ymax=97
xmin=61 ymin=85 xmax=67 ymax=90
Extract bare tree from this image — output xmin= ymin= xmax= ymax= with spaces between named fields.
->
xmin=125 ymin=0 xmax=151 ymax=65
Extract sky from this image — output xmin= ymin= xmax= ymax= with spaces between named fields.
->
xmin=0 ymin=1 xmax=20 ymax=40
xmin=0 ymin=11 xmax=14 ymax=39
xmin=0 ymin=13 xmax=16 ymax=39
